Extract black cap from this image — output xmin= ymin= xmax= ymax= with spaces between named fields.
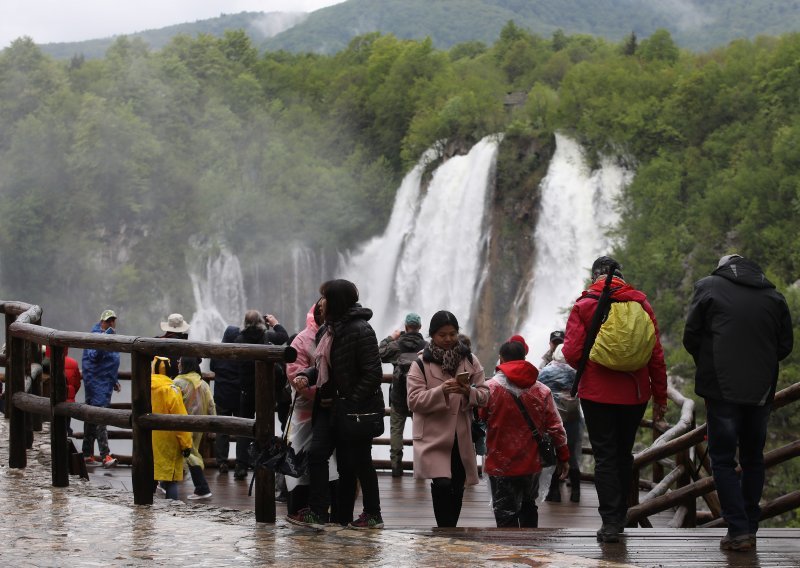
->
xmin=550 ymin=330 xmax=565 ymax=345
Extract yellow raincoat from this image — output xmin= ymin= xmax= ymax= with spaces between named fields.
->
xmin=173 ymin=371 xmax=216 ymax=469
xmin=151 ymin=371 xmax=192 ymax=481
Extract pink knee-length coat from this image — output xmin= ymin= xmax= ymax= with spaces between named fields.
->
xmin=407 ymin=355 xmax=489 ymax=485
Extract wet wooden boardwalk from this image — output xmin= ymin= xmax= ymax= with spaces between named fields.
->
xmin=78 ymin=465 xmax=800 ymax=566
xmin=89 ymin=464 xmax=669 ymax=529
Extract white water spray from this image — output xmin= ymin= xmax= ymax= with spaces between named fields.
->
xmin=341 ymin=135 xmax=501 ymax=338
xmin=188 ymin=247 xmax=248 ymax=344
xmin=517 ymin=134 xmax=633 ymax=363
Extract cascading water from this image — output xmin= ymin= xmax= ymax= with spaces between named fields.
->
xmin=516 ymin=133 xmax=633 ymax=362
xmin=341 ymin=135 xmax=501 ymax=339
xmin=188 ymin=247 xmax=248 ymax=344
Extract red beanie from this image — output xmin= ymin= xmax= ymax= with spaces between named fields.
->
xmin=508 ymin=334 xmax=529 ymax=355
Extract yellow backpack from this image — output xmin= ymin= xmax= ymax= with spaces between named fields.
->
xmin=589 ymin=300 xmax=655 ymax=371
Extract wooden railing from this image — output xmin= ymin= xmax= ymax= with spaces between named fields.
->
xmin=627 ymin=381 xmax=800 ymax=528
xmin=1 ymin=300 xmax=295 ymax=523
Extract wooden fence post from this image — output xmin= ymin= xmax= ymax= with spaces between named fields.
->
xmin=2 ymin=314 xmax=9 ymax=420
xmin=131 ymin=351 xmax=154 ymax=505
xmin=30 ymin=336 xmax=43 ymax=432
xmin=50 ymin=346 xmax=69 ymax=487
xmin=8 ymin=331 xmax=27 ymax=468
xmin=254 ymin=360 xmax=276 ymax=523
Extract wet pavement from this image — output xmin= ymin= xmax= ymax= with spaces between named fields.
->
xmin=0 ymin=420 xmax=634 ymax=567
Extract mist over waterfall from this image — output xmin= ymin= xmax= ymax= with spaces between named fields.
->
xmin=188 ymin=247 xmax=248 ymax=344
xmin=341 ymin=135 xmax=501 ymax=339
xmin=517 ymin=134 xmax=633 ymax=362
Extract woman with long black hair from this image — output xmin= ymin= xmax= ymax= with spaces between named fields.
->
xmin=286 ymin=279 xmax=385 ymax=529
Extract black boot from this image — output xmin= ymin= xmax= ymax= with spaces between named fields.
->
xmin=451 ymin=487 xmax=464 ymax=527
xmin=569 ymin=468 xmax=581 ymax=503
xmin=519 ymin=501 xmax=539 ymax=528
xmin=544 ymin=470 xmax=561 ymax=502
xmin=430 ymin=483 xmax=454 ymax=527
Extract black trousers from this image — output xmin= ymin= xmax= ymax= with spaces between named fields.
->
xmin=581 ymin=399 xmax=646 ymax=527
xmin=308 ymin=405 xmax=381 ymax=524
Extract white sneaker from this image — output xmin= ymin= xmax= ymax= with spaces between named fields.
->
xmin=187 ymin=492 xmax=212 ymax=500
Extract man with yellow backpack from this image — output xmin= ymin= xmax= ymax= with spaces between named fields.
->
xmin=562 ymin=256 xmax=667 ymax=543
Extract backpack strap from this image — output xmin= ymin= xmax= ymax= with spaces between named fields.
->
xmin=508 ymin=389 xmax=545 ymax=446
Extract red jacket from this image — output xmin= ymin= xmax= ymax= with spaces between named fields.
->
xmin=479 ymin=360 xmax=569 ymax=477
xmin=46 ymin=347 xmax=82 ymax=403
xmin=562 ymin=277 xmax=668 ymax=406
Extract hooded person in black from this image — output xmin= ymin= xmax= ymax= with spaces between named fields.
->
xmin=683 ymin=254 xmax=793 ymax=551
xmin=209 ymin=325 xmax=240 ymax=473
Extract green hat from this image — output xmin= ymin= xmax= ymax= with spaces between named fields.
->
xmin=100 ymin=309 xmax=117 ymax=321
xmin=405 ymin=312 xmax=422 ymax=327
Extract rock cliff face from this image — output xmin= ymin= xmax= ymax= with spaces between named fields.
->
xmin=473 ymin=133 xmax=554 ymax=366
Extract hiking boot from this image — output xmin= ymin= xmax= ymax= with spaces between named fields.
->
xmin=84 ymin=456 xmax=100 ymax=466
xmin=233 ymin=465 xmax=248 ymax=480
xmin=187 ymin=492 xmax=213 ymax=500
xmin=348 ymin=511 xmax=384 ymax=530
xmin=286 ymin=508 xmax=325 ymax=529
xmin=720 ymin=533 xmax=755 ymax=551
xmin=218 ymin=461 xmax=229 ymax=474
xmin=391 ymin=464 xmax=404 ymax=478
xmin=102 ymin=455 xmax=117 ymax=468
xmin=596 ymin=523 xmax=622 ymax=543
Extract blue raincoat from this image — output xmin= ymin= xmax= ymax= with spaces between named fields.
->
xmin=81 ymin=323 xmax=120 ymax=406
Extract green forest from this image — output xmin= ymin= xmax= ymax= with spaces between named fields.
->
xmin=1 ymin=24 xmax=799 ymax=524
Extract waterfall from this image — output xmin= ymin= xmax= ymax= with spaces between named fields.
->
xmin=341 ymin=135 xmax=501 ymax=339
xmin=188 ymin=247 xmax=248 ymax=344
xmin=516 ymin=133 xmax=633 ymax=363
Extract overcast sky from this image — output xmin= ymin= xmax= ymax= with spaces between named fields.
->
xmin=0 ymin=0 xmax=346 ymax=48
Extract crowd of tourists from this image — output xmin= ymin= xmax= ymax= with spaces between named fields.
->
xmin=74 ymin=253 xmax=791 ymax=551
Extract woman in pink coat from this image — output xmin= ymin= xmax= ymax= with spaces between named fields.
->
xmin=407 ymin=310 xmax=489 ymax=527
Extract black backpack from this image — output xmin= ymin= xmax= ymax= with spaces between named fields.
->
xmin=390 ymin=351 xmax=420 ymax=414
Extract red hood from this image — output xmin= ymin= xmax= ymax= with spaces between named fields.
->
xmin=496 ymin=360 xmax=538 ymax=388
xmin=582 ymin=276 xmax=647 ymax=303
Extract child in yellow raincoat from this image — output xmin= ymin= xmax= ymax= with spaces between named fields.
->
xmin=174 ymin=356 xmax=216 ymax=499
xmin=151 ymin=356 xmax=192 ymax=500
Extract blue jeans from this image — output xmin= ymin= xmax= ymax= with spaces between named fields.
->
xmin=705 ymin=398 xmax=771 ymax=537
xmin=188 ymin=465 xmax=210 ymax=496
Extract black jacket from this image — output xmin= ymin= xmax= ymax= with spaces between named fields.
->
xmin=321 ymin=305 xmax=383 ymax=409
xmin=683 ymin=257 xmax=793 ymax=405
xmin=235 ymin=324 xmax=289 ymax=395
xmin=209 ymin=325 xmax=241 ymax=409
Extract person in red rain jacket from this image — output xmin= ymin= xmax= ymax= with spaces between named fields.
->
xmin=479 ymin=340 xmax=569 ymax=527
xmin=561 ymin=256 xmax=667 ymax=543
xmin=46 ymin=346 xmax=82 ymax=436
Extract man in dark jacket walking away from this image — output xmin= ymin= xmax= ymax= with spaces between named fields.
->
xmin=233 ymin=310 xmax=289 ymax=480
xmin=379 ymin=312 xmax=427 ymax=477
xmin=683 ymin=254 xmax=793 ymax=552
xmin=209 ymin=325 xmax=240 ymax=474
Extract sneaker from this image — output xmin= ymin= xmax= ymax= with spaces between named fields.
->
xmin=102 ymin=455 xmax=118 ymax=469
xmin=218 ymin=461 xmax=229 ymax=474
xmin=720 ymin=533 xmax=755 ymax=551
xmin=286 ymin=508 xmax=325 ymax=529
xmin=84 ymin=456 xmax=100 ymax=466
xmin=187 ymin=492 xmax=213 ymax=500
xmin=348 ymin=511 xmax=384 ymax=530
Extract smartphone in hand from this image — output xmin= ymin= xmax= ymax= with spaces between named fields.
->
xmin=456 ymin=371 xmax=470 ymax=386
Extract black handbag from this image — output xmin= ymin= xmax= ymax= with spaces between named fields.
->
xmin=510 ymin=391 xmax=558 ymax=468
xmin=248 ymin=393 xmax=308 ymax=496
xmin=336 ymin=390 xmax=385 ymax=442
